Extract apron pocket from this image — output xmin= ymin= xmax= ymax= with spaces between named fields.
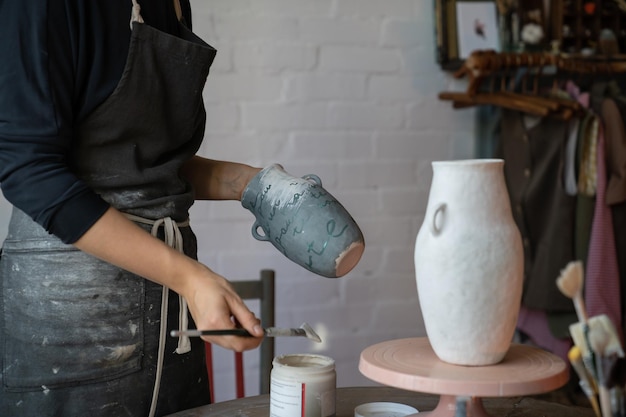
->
xmin=2 ymin=239 xmax=144 ymax=391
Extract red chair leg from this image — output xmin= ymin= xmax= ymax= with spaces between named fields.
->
xmin=205 ymin=342 xmax=215 ymax=403
xmin=235 ymin=351 xmax=244 ymax=398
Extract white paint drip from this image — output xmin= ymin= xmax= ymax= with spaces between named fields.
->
xmin=128 ymin=321 xmax=138 ymax=336
xmin=106 ymin=345 xmax=137 ymax=362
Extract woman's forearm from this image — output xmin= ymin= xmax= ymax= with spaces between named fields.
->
xmin=180 ymin=156 xmax=261 ymax=200
xmin=73 ymin=206 xmax=203 ymax=296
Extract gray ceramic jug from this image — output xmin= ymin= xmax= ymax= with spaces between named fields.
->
xmin=241 ymin=164 xmax=364 ymax=278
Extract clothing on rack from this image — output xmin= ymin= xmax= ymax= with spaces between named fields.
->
xmin=494 ymin=80 xmax=626 ymax=350
xmin=446 ymin=50 xmax=626 ymax=352
xmin=496 ymin=109 xmax=577 ymax=312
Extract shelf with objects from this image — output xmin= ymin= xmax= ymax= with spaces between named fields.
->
xmin=554 ymin=0 xmax=626 ymax=55
xmin=436 ymin=0 xmax=626 ymax=71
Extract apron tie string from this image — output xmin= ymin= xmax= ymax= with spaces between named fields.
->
xmin=124 ymin=213 xmax=191 ymax=417
xmin=130 ymin=0 xmax=144 ymax=29
xmin=150 ymin=216 xmax=192 ymax=355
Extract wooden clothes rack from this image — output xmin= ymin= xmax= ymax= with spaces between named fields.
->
xmin=439 ymin=49 xmax=626 ymax=119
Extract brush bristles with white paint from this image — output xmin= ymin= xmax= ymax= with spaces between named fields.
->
xmin=590 ymin=325 xmax=613 ymax=417
xmin=556 ymin=260 xmax=588 ymax=323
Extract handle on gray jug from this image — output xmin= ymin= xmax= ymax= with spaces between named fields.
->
xmin=251 ymin=222 xmax=270 ymax=241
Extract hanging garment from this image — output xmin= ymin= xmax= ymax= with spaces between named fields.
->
xmin=604 ymin=97 xmax=626 ymax=206
xmin=517 ymin=307 xmax=572 ymax=361
xmin=0 ymin=1 xmax=216 ymax=416
xmin=565 ymin=81 xmax=596 ymax=268
xmin=583 ymin=97 xmax=623 ymax=341
xmin=564 ymin=118 xmax=581 ymax=196
xmin=606 ymin=97 xmax=626 ymax=339
xmin=497 ymin=109 xmax=577 ymax=312
xmin=574 ymin=112 xmax=596 ymax=265
xmin=497 ymin=109 xmax=578 ymax=356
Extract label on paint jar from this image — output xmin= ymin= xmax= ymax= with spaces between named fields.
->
xmin=269 ymin=354 xmax=336 ymax=417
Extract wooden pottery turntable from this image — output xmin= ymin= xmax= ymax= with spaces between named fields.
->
xmin=359 ymin=337 xmax=569 ymax=417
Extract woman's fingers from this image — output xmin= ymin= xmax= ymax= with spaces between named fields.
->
xmin=186 ymin=272 xmax=264 ymax=351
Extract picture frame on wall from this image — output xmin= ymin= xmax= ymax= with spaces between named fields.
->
xmin=435 ymin=0 xmax=501 ymax=71
xmin=456 ymin=1 xmax=501 ymax=58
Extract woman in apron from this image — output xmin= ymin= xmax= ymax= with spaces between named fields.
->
xmin=0 ymin=1 xmax=265 ymax=416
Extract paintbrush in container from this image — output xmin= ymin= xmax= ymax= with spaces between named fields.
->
xmin=568 ymin=345 xmax=601 ymax=417
xmin=556 ymin=261 xmax=589 ymax=324
xmin=556 ymin=261 xmax=597 ymax=375
xmin=604 ymin=355 xmax=626 ymax=417
xmin=590 ymin=324 xmax=614 ymax=417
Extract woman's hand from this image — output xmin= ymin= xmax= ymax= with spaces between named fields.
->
xmin=181 ymin=264 xmax=264 ymax=351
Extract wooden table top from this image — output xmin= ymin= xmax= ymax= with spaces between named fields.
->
xmin=164 ymin=386 xmax=595 ymax=417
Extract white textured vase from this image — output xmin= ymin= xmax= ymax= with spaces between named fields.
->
xmin=414 ymin=159 xmax=524 ymax=366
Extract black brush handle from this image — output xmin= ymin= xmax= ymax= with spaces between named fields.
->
xmin=170 ymin=328 xmax=253 ymax=337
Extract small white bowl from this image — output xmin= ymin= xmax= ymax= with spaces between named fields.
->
xmin=354 ymin=401 xmax=419 ymax=417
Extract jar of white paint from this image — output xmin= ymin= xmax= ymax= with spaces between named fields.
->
xmin=269 ymin=354 xmax=336 ymax=417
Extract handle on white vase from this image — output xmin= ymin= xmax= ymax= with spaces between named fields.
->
xmin=429 ymin=203 xmax=446 ymax=236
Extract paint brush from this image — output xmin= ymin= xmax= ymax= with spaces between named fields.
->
xmin=557 ymin=261 xmax=597 ymax=378
xmin=556 ymin=260 xmax=588 ymax=323
xmin=170 ymin=322 xmax=322 ymax=343
xmin=590 ymin=324 xmax=613 ymax=417
xmin=604 ymin=354 xmax=625 ymax=417
xmin=568 ymin=345 xmax=601 ymax=417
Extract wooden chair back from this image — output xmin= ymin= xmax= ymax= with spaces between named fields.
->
xmin=204 ymin=269 xmax=276 ymax=400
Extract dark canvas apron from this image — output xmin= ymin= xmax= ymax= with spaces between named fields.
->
xmin=0 ymin=1 xmax=216 ymax=416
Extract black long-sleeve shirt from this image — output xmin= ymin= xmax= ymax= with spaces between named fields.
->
xmin=0 ymin=0 xmax=192 ymax=243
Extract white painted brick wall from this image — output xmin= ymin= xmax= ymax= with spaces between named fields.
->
xmin=0 ymin=0 xmax=476 ymax=404
xmin=190 ymin=0 xmax=476 ymax=402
